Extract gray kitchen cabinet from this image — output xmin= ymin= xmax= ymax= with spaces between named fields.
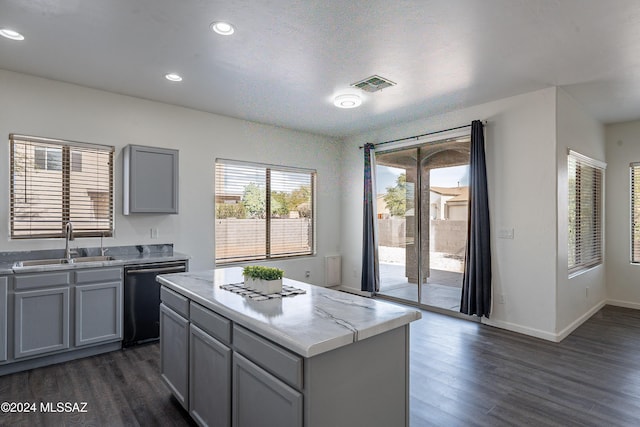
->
xmin=75 ymin=267 xmax=123 ymax=347
xmin=0 ymin=276 xmax=7 ymax=362
xmin=123 ymin=144 xmax=179 ymax=214
xmin=232 ymin=353 xmax=302 ymax=427
xmin=75 ymin=281 xmax=122 ymax=346
xmin=189 ymin=324 xmax=232 ymax=427
xmin=160 ymin=303 xmax=189 ymax=409
xmin=14 ymin=286 xmax=70 ymax=359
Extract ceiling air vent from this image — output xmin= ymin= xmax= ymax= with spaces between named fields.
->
xmin=351 ymin=75 xmax=396 ymax=93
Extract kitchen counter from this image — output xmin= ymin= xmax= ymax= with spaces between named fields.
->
xmin=158 ymin=266 xmax=421 ymax=427
xmin=157 ymin=267 xmax=420 ymax=357
xmin=0 ymin=244 xmax=189 ymax=274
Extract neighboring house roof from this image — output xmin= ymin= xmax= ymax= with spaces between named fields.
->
xmin=431 ymin=186 xmax=469 ymax=203
xmin=448 ymin=187 xmax=469 ymax=203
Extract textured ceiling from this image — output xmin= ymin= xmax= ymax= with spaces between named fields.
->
xmin=2 ymin=0 xmax=640 ymax=137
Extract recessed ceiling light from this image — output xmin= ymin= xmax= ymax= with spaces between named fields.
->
xmin=0 ymin=28 xmax=25 ymax=41
xmin=334 ymin=94 xmax=362 ymax=109
xmin=211 ymin=21 xmax=235 ymax=36
xmin=165 ymin=73 xmax=183 ymax=82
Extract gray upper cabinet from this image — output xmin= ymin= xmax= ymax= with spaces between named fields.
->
xmin=123 ymin=144 xmax=179 ymax=214
xmin=0 ymin=277 xmax=8 ymax=362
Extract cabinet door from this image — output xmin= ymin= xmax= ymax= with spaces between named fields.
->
xmin=160 ymin=303 xmax=189 ymax=409
xmin=233 ymin=353 xmax=302 ymax=427
xmin=124 ymin=145 xmax=179 ymax=214
xmin=75 ymin=281 xmax=122 ymax=346
xmin=189 ymin=324 xmax=231 ymax=427
xmin=14 ymin=287 xmax=70 ymax=359
xmin=0 ymin=277 xmax=7 ymax=362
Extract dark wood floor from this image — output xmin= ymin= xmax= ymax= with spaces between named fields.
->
xmin=0 ymin=343 xmax=196 ymax=427
xmin=1 ymin=305 xmax=640 ymax=426
xmin=411 ymin=305 xmax=640 ymax=426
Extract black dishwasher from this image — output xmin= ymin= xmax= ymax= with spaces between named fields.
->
xmin=123 ymin=260 xmax=188 ymax=347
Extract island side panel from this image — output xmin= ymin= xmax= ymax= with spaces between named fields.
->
xmin=304 ymin=325 xmax=409 ymax=427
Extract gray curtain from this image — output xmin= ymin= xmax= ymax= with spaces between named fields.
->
xmin=361 ymin=143 xmax=380 ymax=292
xmin=461 ymin=120 xmax=492 ymax=317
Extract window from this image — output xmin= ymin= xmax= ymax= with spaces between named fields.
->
xmin=10 ymin=134 xmax=114 ymax=239
xmin=631 ymin=163 xmax=640 ymax=263
xmin=215 ymin=159 xmax=315 ymax=264
xmin=568 ymin=150 xmax=605 ymax=274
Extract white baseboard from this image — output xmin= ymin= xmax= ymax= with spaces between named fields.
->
xmin=481 ymin=318 xmax=559 ymax=342
xmin=606 ymin=299 xmax=640 ymax=310
xmin=483 ymin=299 xmax=607 ymax=342
xmin=555 ymin=299 xmax=607 ymax=341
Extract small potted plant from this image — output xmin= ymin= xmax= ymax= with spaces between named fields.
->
xmin=242 ymin=265 xmax=284 ymax=294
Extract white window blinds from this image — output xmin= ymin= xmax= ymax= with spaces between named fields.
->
xmin=10 ymin=134 xmax=114 ymax=239
xmin=215 ymin=159 xmax=315 ymax=264
xmin=631 ymin=163 xmax=640 ymax=263
xmin=568 ymin=150 xmax=605 ymax=274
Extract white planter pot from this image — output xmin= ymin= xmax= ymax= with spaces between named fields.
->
xmin=244 ymin=276 xmax=283 ymax=294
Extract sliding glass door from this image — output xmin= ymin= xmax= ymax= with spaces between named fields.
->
xmin=376 ymin=137 xmax=470 ymax=311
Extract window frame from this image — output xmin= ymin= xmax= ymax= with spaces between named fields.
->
xmin=630 ymin=163 xmax=640 ymax=264
xmin=9 ymin=134 xmax=114 ymax=239
xmin=214 ymin=158 xmax=316 ymax=265
xmin=567 ymin=150 xmax=606 ymax=275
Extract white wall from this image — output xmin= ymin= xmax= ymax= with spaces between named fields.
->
xmin=341 ymin=88 xmax=560 ymax=339
xmin=605 ymin=120 xmax=640 ymax=308
xmin=555 ymin=88 xmax=607 ymax=337
xmin=0 ymin=70 xmax=341 ymax=284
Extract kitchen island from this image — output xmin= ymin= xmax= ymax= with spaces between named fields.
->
xmin=157 ymin=267 xmax=421 ymax=427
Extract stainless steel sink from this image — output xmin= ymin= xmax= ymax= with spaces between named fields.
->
xmin=14 ymin=258 xmax=71 ymax=267
xmin=14 ymin=255 xmax=115 ymax=267
xmin=72 ymin=255 xmax=115 ymax=263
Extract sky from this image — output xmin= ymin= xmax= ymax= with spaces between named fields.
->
xmin=376 ymin=164 xmax=469 ymax=194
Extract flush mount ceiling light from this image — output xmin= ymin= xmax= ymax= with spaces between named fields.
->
xmin=211 ymin=21 xmax=235 ymax=36
xmin=0 ymin=28 xmax=25 ymax=41
xmin=334 ymin=94 xmax=362 ymax=109
xmin=165 ymin=73 xmax=183 ymax=82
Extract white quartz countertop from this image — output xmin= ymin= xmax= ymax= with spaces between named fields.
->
xmin=157 ymin=267 xmax=421 ymax=358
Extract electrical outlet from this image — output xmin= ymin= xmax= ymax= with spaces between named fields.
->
xmin=150 ymin=228 xmax=159 ymax=239
xmin=305 ymin=270 xmax=311 ymax=278
xmin=586 ymin=287 xmax=589 ymax=298
xmin=496 ymin=294 xmax=506 ymax=304
xmin=498 ymin=228 xmax=514 ymax=239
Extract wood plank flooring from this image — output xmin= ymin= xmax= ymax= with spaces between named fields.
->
xmin=1 ymin=305 xmax=640 ymax=426
xmin=410 ymin=305 xmax=640 ymax=426
xmin=0 ymin=343 xmax=196 ymax=427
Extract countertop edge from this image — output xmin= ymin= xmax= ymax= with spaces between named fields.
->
xmin=157 ymin=274 xmax=420 ymax=358
xmin=3 ymin=252 xmax=189 ymax=274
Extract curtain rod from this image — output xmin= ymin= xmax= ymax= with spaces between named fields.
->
xmin=358 ymin=121 xmax=486 ymax=149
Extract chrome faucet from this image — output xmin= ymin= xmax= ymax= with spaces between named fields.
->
xmin=100 ymin=232 xmax=109 ymax=256
xmin=64 ymin=221 xmax=74 ymax=260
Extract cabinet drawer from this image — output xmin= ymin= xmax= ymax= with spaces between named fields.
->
xmin=75 ymin=267 xmax=122 ymax=284
xmin=233 ymin=325 xmax=303 ymax=389
xmin=161 ymin=286 xmax=189 ymax=318
xmin=14 ymin=272 xmax=70 ymax=290
xmin=190 ymin=302 xmax=231 ymax=345
xmin=233 ymin=353 xmax=302 ymax=427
